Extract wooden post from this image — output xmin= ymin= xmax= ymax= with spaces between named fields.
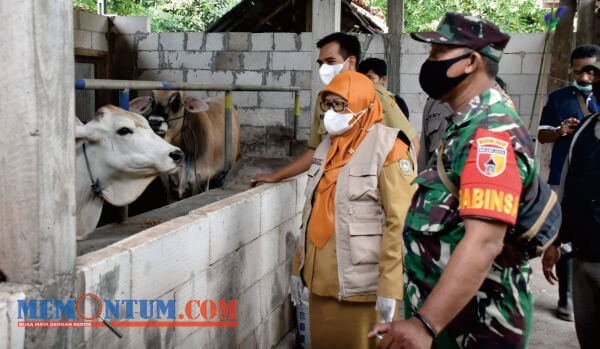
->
xmin=576 ymin=0 xmax=600 ymax=46
xmin=547 ymin=0 xmax=576 ymax=94
xmin=0 ymin=0 xmax=76 ymax=346
xmin=386 ymin=0 xmax=404 ymax=97
xmin=310 ymin=0 xmax=341 ymax=122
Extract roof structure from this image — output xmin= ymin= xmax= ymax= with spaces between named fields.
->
xmin=207 ymin=0 xmax=387 ymax=33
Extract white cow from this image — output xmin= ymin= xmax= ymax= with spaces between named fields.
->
xmin=75 ymin=105 xmax=184 ymax=240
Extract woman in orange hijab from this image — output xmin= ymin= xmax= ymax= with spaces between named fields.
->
xmin=291 ymin=72 xmax=417 ymax=348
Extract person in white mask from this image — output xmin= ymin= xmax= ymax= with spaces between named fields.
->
xmin=250 ymin=32 xmax=418 ymax=187
xmin=290 ymin=71 xmax=416 ymax=348
xmin=537 ymin=44 xmax=600 ymax=322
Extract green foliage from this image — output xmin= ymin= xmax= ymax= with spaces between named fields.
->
xmin=73 ymin=0 xmax=242 ymax=32
xmin=364 ymin=0 xmax=546 ymax=33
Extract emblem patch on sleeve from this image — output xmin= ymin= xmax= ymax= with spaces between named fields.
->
xmin=459 ymin=128 xmax=522 ymax=225
xmin=399 ymin=158 xmax=412 ymax=176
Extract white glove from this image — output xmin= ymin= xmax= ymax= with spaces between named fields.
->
xmin=290 ymin=275 xmax=304 ymax=306
xmin=376 ymin=296 xmax=396 ymax=323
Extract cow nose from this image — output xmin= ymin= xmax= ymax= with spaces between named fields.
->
xmin=169 ymin=149 xmax=185 ymax=164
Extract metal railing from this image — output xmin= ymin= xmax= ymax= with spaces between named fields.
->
xmin=75 ymin=78 xmax=302 ymax=172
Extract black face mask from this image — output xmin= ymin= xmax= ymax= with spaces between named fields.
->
xmin=593 ymin=80 xmax=600 ymax=104
xmin=419 ymin=52 xmax=473 ymax=100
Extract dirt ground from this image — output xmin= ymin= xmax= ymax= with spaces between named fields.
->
xmin=528 ymin=258 xmax=579 ymax=348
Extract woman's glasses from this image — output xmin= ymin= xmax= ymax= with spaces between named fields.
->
xmin=320 ymin=100 xmax=348 ymax=112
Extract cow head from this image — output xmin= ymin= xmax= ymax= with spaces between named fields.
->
xmin=130 ymin=91 xmax=210 ymax=137
xmin=75 ymin=105 xmax=184 ymax=206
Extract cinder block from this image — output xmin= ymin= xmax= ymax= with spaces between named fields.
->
xmin=174 ymin=270 xmax=208 ymax=341
xmin=265 ymin=71 xmax=292 ymax=87
xmin=504 ymin=33 xmax=545 ymax=53
xmin=237 ymin=108 xmax=287 ymax=127
xmin=297 ymin=108 xmax=312 ymax=129
xmin=0 ymin=301 xmax=7 ymax=349
xmin=74 ymin=29 xmax=92 ymax=49
xmin=399 ymin=74 xmax=422 ymax=94
xmin=91 ymin=32 xmax=108 ymax=51
xmin=368 ymin=53 xmax=385 ymax=60
xmin=274 ymin=33 xmax=297 ymax=51
xmin=300 ymin=32 xmax=313 ymax=51
xmin=136 ymin=32 xmax=159 ymax=50
xmin=186 ymin=32 xmax=205 ymax=50
xmin=235 ymin=71 xmax=264 ymax=85
xmin=243 ymin=52 xmax=269 ymax=70
xmin=215 ymin=51 xmax=241 ymax=70
xmin=159 ymin=32 xmax=185 ymax=51
xmin=138 ymin=69 xmax=184 ymax=82
xmin=298 ymin=90 xmax=311 ymax=108
xmin=239 ymin=230 xmax=281 ymax=290
xmin=367 ymin=35 xmax=385 ymax=53
xmin=190 ymin=191 xmax=261 ymax=264
xmin=187 ymin=70 xmax=234 ymax=85
xmin=167 ymin=51 xmax=213 ymax=69
xmin=518 ymin=94 xmax=541 ymax=123
xmin=271 ymin=52 xmax=312 ymax=71
xmin=259 ymin=264 xmax=288 ymax=321
xmin=228 ymin=32 xmax=250 ymax=51
xmin=75 ymin=245 xmax=131 ymax=341
xmin=235 ymin=282 xmax=262 ymax=341
xmin=280 ymin=215 xmax=301 ymax=264
xmin=231 ymin=91 xmax=259 ymax=108
xmin=111 ymin=15 xmax=151 ymax=34
xmin=206 ymin=33 xmax=225 ymax=51
xmin=137 ymin=51 xmax=161 ymax=69
xmin=251 ymin=33 xmax=273 ymax=51
xmin=297 ymin=127 xmax=310 ymax=141
xmin=521 ymin=53 xmax=543 ymax=74
xmin=498 ymin=54 xmax=522 ymax=74
xmin=399 ymin=92 xmax=428 ymax=114
xmin=178 ymin=328 xmax=211 ymax=348
xmin=503 ymin=74 xmax=539 ymax=95
xmin=260 ymin=181 xmax=296 ymax=233
xmin=73 ymin=9 xmax=80 ymax=29
xmin=114 ymin=34 xmax=135 ymax=53
xmin=293 ymin=71 xmax=311 ymax=89
xmin=259 ymin=92 xmax=295 ymax=108
xmin=262 ymin=300 xmax=294 ymax=347
xmin=400 ymin=34 xmax=430 ymax=54
xmin=400 ymin=53 xmax=428 ymax=74
xmin=79 ymin=10 xmax=109 ymax=32
xmin=0 ymin=288 xmax=27 ymax=349
xmin=121 ymin=215 xmax=210 ymax=299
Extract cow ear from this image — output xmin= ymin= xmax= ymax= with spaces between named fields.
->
xmin=75 ymin=124 xmax=101 ymax=147
xmin=130 ymin=96 xmax=153 ymax=116
xmin=183 ymin=96 xmax=209 ymax=113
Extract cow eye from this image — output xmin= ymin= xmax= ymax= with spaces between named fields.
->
xmin=117 ymin=127 xmax=133 ymax=135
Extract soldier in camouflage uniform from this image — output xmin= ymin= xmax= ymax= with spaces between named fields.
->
xmin=370 ymin=12 xmax=546 ymax=349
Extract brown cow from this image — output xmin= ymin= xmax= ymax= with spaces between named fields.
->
xmin=130 ymin=91 xmax=240 ymax=199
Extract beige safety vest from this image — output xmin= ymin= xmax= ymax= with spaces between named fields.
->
xmin=298 ymin=123 xmax=399 ymax=299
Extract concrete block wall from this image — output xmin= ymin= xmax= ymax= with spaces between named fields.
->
xmin=73 ymin=174 xmax=306 ymax=348
xmin=396 ymin=33 xmax=546 ymax=136
xmin=129 ymin=32 xmax=314 ymax=157
xmin=73 ymin=10 xmax=110 ymax=51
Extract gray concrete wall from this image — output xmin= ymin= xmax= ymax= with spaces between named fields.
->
xmin=0 ymin=0 xmax=76 ymax=347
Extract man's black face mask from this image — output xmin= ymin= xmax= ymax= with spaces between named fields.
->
xmin=419 ymin=51 xmax=473 ymax=100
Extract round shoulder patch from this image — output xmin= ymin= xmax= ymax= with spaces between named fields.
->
xmin=399 ymin=158 xmax=412 ymax=176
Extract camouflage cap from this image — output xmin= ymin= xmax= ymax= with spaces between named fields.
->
xmin=411 ymin=12 xmax=510 ymax=63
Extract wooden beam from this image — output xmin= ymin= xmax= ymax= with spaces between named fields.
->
xmin=386 ymin=0 xmax=404 ymax=96
xmin=576 ymin=0 xmax=600 ymax=46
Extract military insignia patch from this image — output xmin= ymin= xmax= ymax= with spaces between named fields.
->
xmin=399 ymin=159 xmax=412 ymax=176
xmin=476 ymin=136 xmax=508 ymax=177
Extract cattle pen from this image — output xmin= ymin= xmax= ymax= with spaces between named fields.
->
xmin=75 ymin=78 xmax=303 ymax=172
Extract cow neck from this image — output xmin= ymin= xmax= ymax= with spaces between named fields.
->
xmin=82 ymin=143 xmax=103 ymax=198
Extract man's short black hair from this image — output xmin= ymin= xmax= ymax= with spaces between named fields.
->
xmin=483 ymin=55 xmax=499 ymax=78
xmin=317 ymin=32 xmax=361 ymax=64
xmin=358 ymin=58 xmax=387 ymax=77
xmin=570 ymin=44 xmax=600 ymax=65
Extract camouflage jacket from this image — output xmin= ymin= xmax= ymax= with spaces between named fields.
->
xmin=403 ymin=88 xmax=537 ymax=348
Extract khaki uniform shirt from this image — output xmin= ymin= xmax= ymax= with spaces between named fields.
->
xmin=293 ymin=153 xmax=416 ymax=302
xmin=307 ymin=85 xmax=417 ymax=149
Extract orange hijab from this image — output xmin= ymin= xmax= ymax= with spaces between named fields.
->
xmin=308 ymin=72 xmax=383 ymax=248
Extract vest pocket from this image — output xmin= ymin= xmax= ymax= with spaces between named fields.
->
xmin=348 ymin=164 xmax=380 ymax=201
xmin=304 ymin=164 xmax=321 ymax=197
xmin=349 ymin=222 xmax=384 ymax=264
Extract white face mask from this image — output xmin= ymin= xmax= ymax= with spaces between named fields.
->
xmin=319 ymin=59 xmax=347 ymax=85
xmin=323 ymin=106 xmax=368 ymax=136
